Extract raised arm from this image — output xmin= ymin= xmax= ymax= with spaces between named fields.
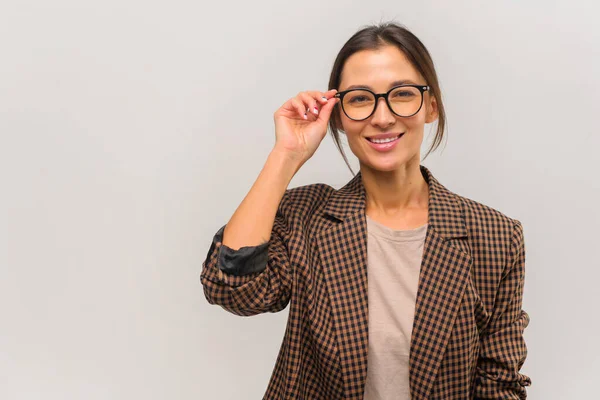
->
xmin=200 ymin=89 xmax=339 ymax=316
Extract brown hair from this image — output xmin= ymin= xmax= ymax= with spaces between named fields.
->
xmin=327 ymin=22 xmax=447 ymax=175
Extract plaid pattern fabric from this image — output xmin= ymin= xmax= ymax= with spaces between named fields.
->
xmin=201 ymin=165 xmax=531 ymax=399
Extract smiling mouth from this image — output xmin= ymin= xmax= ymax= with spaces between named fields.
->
xmin=366 ymin=133 xmax=405 ymax=143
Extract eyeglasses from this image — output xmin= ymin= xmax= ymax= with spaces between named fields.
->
xmin=334 ymin=84 xmax=430 ymax=121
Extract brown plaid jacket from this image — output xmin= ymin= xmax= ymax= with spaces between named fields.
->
xmin=201 ymin=165 xmax=531 ymax=399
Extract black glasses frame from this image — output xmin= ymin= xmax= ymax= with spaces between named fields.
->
xmin=334 ymin=84 xmax=430 ymax=120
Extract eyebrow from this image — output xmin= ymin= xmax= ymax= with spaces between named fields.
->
xmin=343 ymin=79 xmax=419 ymax=91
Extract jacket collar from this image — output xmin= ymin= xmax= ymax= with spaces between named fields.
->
xmin=323 ymin=164 xmax=468 ymax=240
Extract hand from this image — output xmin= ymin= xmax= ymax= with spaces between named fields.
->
xmin=272 ymin=89 xmax=339 ymax=163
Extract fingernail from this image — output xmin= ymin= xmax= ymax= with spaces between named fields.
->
xmin=321 ymin=96 xmax=327 ymax=100
xmin=303 ymin=113 xmax=307 ymax=119
xmin=313 ymin=107 xmax=319 ymax=114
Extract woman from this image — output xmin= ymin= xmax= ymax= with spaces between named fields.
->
xmin=201 ymin=22 xmax=531 ymax=400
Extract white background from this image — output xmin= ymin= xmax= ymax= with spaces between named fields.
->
xmin=1 ymin=1 xmax=598 ymax=399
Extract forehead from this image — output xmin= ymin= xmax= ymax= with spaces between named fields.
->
xmin=339 ymin=45 xmax=423 ymax=90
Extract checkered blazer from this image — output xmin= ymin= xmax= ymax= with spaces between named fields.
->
xmin=201 ymin=165 xmax=531 ymax=399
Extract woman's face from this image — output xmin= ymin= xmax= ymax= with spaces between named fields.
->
xmin=337 ymin=45 xmax=438 ymax=172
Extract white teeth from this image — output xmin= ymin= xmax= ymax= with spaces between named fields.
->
xmin=369 ymin=135 xmax=401 ymax=144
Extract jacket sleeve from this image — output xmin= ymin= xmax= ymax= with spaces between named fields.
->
xmin=200 ymin=191 xmax=293 ymax=316
xmin=473 ymin=220 xmax=532 ymax=399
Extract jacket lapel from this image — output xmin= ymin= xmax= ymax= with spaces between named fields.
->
xmin=317 ymin=165 xmax=472 ymax=400
xmin=317 ymin=174 xmax=369 ymax=398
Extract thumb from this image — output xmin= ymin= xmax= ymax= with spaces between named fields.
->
xmin=316 ymin=97 xmax=338 ymax=123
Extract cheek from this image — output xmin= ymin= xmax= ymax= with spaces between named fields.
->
xmin=344 ymin=131 xmax=368 ymax=156
xmin=340 ymin=117 xmax=366 ymax=138
xmin=345 ymin=133 xmax=363 ymax=153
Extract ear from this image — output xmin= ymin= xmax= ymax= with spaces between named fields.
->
xmin=425 ymin=93 xmax=439 ymax=124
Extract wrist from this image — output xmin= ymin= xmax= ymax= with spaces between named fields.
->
xmin=268 ymin=148 xmax=305 ymax=177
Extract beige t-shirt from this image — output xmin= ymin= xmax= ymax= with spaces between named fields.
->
xmin=363 ymin=215 xmax=428 ymax=400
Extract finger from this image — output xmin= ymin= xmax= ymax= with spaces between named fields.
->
xmin=311 ymin=89 xmax=337 ymax=105
xmin=311 ymin=91 xmax=331 ymax=105
xmin=298 ymin=92 xmax=320 ymax=118
xmin=305 ymin=104 xmax=319 ymax=122
xmin=302 ymin=104 xmax=319 ymax=122
xmin=290 ymin=98 xmax=308 ymax=120
xmin=319 ymin=90 xmax=338 ymax=108
xmin=323 ymin=88 xmax=338 ymax=98
xmin=317 ymin=97 xmax=339 ymax=123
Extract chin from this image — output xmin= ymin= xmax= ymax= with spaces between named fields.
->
xmin=361 ymin=151 xmax=420 ymax=173
xmin=364 ymin=158 xmax=403 ymax=173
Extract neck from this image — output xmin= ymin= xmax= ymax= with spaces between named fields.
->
xmin=360 ymin=158 xmax=429 ymax=217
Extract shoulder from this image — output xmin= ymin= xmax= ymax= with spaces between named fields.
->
xmin=278 ymin=182 xmax=336 ymax=219
xmin=285 ymin=182 xmax=335 ymax=201
xmin=455 ymin=192 xmax=520 ymax=225
xmin=452 ymin=191 xmax=524 ymax=247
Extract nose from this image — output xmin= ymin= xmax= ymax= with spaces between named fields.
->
xmin=370 ymin=97 xmax=395 ymax=128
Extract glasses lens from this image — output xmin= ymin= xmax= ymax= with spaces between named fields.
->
xmin=388 ymin=86 xmax=422 ymax=117
xmin=342 ymin=90 xmax=376 ymax=120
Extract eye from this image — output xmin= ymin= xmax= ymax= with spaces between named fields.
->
xmin=393 ymin=90 xmax=416 ymax=98
xmin=348 ymin=95 xmax=369 ymax=104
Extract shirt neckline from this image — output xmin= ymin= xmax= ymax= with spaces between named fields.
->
xmin=366 ymin=214 xmax=428 ymax=242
